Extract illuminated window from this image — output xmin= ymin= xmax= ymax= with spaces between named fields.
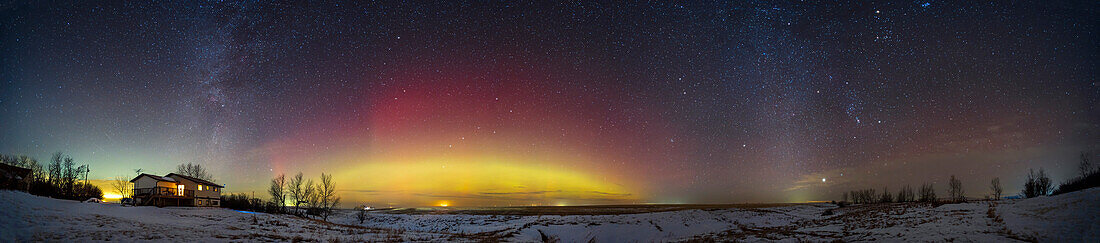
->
xmin=198 ymin=185 xmax=203 ymax=191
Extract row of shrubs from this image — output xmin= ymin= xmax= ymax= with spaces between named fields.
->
xmin=844 ymin=180 xmax=954 ymax=204
xmin=844 ymin=183 xmax=938 ymax=204
xmin=1052 ymin=153 xmax=1099 ymax=195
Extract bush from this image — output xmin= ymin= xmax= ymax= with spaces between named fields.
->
xmin=1053 ymin=153 xmax=1100 ymax=195
xmin=879 ymin=187 xmax=893 ymax=203
xmin=919 ymin=183 xmax=936 ymax=202
xmin=1052 ymin=169 xmax=1100 ymax=195
xmin=948 ymin=175 xmax=965 ymax=202
xmin=896 ymin=185 xmax=915 ymax=202
xmin=221 ymin=193 xmax=265 ymax=212
xmin=74 ymin=183 xmax=103 ymax=201
xmin=990 ymin=177 xmax=1003 ymax=200
xmin=847 ymin=188 xmax=880 ymax=204
xmin=1022 ymin=168 xmax=1053 ymax=198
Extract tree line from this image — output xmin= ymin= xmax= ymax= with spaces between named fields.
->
xmin=840 ymin=152 xmax=1098 ymax=204
xmin=219 ymin=172 xmax=341 ymax=221
xmin=0 ymin=152 xmax=103 ymax=201
xmin=843 ymin=181 xmax=943 ymax=204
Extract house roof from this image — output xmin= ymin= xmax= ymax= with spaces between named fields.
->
xmin=130 ymin=173 xmax=176 ymax=183
xmin=0 ymin=163 xmax=32 ymax=180
xmin=166 ymin=173 xmax=223 ymax=188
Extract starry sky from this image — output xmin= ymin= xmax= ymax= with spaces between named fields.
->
xmin=1 ymin=1 xmax=1097 ymax=207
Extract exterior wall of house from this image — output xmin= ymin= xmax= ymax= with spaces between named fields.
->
xmin=132 ymin=176 xmax=184 ymax=206
xmin=166 ymin=175 xmax=197 ymax=191
xmin=193 ymin=184 xmax=220 ymax=199
xmin=166 ymin=175 xmax=221 ymax=207
xmin=133 ymin=176 xmax=176 ymax=189
xmin=196 ymin=185 xmax=221 ymax=206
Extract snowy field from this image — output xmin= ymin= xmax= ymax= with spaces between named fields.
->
xmin=1 ymin=188 xmax=1097 ymax=242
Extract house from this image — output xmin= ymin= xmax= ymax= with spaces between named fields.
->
xmin=130 ymin=173 xmax=223 ymax=207
xmin=0 ymin=163 xmax=33 ymax=191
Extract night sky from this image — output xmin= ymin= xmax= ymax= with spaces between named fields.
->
xmin=1 ymin=1 xmax=1097 ymax=207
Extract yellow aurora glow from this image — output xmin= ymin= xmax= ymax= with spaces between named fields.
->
xmin=258 ymin=72 xmax=649 ymax=207
xmin=330 ymin=155 xmax=637 ymax=207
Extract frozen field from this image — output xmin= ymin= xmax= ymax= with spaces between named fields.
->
xmin=1 ymin=188 xmax=1097 ymax=242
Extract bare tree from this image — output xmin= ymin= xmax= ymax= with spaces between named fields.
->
xmin=919 ymin=183 xmax=936 ymax=202
xmin=948 ymin=175 xmax=964 ymax=202
xmin=865 ymin=188 xmax=876 ymax=203
xmin=3 ymin=155 xmax=44 ymax=181
xmin=1036 ymin=169 xmax=1053 ymax=196
xmin=176 ymin=163 xmax=214 ymax=182
xmin=896 ymin=185 xmax=915 ymax=202
xmin=850 ymin=188 xmax=877 ymax=204
xmin=880 ymin=187 xmax=893 ymax=203
xmin=1080 ymin=152 xmax=1093 ymax=177
xmin=868 ymin=188 xmax=876 ymax=203
xmin=21 ymin=155 xmax=44 ymax=182
xmin=990 ymin=177 xmax=1003 ymax=200
xmin=47 ymin=152 xmax=62 ymax=189
xmin=1023 ymin=169 xmax=1038 ymax=198
xmin=1024 ymin=168 xmax=1054 ymax=198
xmin=0 ymin=154 xmax=13 ymax=165
xmin=268 ymin=174 xmax=286 ymax=214
xmin=111 ymin=176 xmax=133 ymax=200
xmin=303 ymin=178 xmax=317 ymax=216
xmin=288 ymin=172 xmax=305 ymax=215
xmin=317 ymin=173 xmax=341 ymax=221
xmin=62 ymin=156 xmax=76 ymax=197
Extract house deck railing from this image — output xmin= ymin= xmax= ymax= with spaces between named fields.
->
xmin=133 ymin=187 xmax=195 ymax=198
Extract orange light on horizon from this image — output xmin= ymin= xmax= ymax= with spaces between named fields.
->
xmin=437 ymin=200 xmax=451 ymax=207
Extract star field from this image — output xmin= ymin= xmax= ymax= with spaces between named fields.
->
xmin=1 ymin=1 xmax=1097 ymax=205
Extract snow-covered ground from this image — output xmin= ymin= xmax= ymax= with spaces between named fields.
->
xmin=0 ymin=191 xmax=454 ymax=242
xmin=2 ymin=188 xmax=1097 ymax=242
